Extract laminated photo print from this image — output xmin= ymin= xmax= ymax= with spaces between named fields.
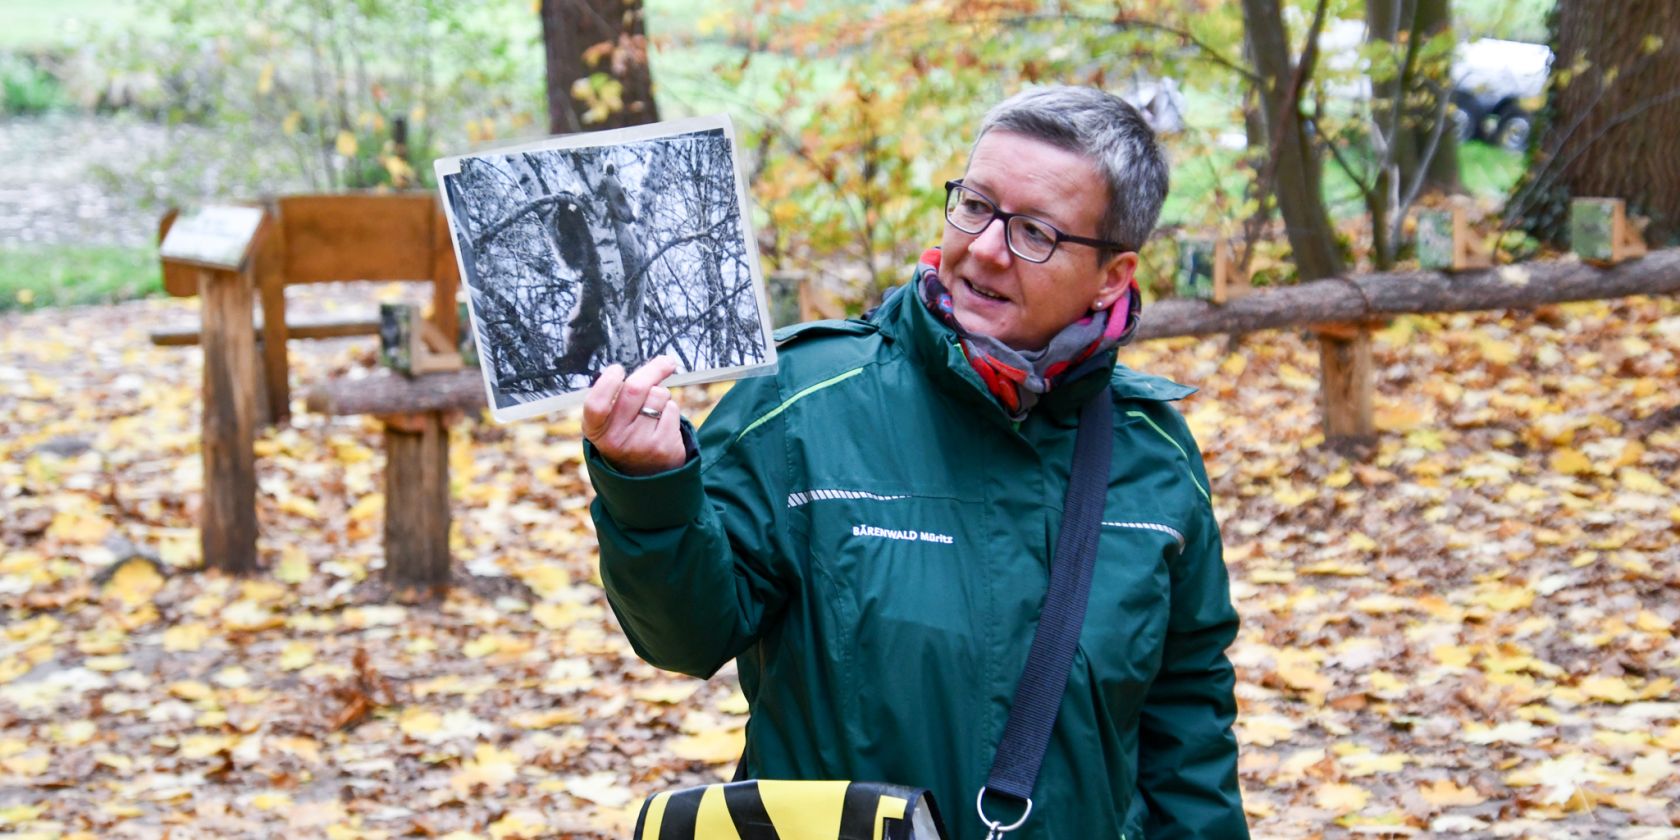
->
xmin=436 ymin=114 xmax=777 ymax=422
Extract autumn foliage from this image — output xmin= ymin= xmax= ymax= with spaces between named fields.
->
xmin=1 ymin=281 xmax=1676 ymax=836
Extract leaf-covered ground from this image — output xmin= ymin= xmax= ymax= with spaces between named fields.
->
xmin=1 ymin=285 xmax=1676 ymax=839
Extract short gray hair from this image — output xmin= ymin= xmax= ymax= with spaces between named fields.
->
xmin=975 ymin=85 xmax=1169 ymax=260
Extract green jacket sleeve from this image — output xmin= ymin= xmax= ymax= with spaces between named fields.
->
xmin=1133 ymin=409 xmax=1249 ymax=839
xmin=586 ymin=376 xmax=798 ymax=680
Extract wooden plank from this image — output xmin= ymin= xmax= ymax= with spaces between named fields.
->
xmin=431 ymin=206 xmax=460 ymax=346
xmin=197 ymin=267 xmax=259 ymax=575
xmin=279 ymin=193 xmax=437 ymax=284
xmin=254 ymin=216 xmax=289 ymax=424
xmin=305 ymin=369 xmax=486 ymax=417
xmin=383 ymin=411 xmax=451 ymax=591
xmin=149 ymin=315 xmax=382 ymax=346
xmin=158 ymin=209 xmax=199 ymax=298
xmin=1318 ymin=329 xmax=1375 ymax=445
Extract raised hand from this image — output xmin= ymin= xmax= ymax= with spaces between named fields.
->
xmin=581 ymin=356 xmax=686 ymax=476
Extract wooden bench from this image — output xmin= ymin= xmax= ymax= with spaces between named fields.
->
xmin=155 ymin=194 xmax=461 ymax=424
xmin=148 ymin=314 xmax=382 ymax=346
xmin=305 ymin=369 xmax=486 ymax=591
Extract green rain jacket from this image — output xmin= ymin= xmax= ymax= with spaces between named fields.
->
xmin=587 ymin=278 xmax=1248 ymax=840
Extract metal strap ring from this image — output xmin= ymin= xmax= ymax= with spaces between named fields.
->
xmin=975 ymin=787 xmax=1032 ymax=835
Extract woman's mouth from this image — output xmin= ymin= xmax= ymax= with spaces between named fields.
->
xmin=964 ymin=278 xmax=1009 ymax=303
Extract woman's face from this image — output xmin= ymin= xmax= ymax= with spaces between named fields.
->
xmin=939 ymin=131 xmax=1136 ymax=351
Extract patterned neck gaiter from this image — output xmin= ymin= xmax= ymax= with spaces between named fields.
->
xmin=914 ymin=247 xmax=1141 ymax=421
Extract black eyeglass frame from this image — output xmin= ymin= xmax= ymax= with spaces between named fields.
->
xmin=943 ymin=179 xmax=1134 ymax=263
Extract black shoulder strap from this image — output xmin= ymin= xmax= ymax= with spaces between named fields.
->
xmin=981 ymin=386 xmax=1113 ymax=814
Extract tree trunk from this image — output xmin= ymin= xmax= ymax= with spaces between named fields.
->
xmin=1241 ymin=0 xmax=1343 ymax=283
xmin=540 ymin=0 xmax=660 ymax=135
xmin=1415 ymin=0 xmax=1459 ymax=192
xmin=1519 ymin=0 xmax=1680 ymax=246
xmin=1367 ymin=0 xmax=1459 ymax=196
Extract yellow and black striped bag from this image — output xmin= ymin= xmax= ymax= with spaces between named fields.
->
xmin=633 ymin=779 xmax=947 ymax=840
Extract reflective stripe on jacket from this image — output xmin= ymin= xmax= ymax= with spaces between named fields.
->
xmin=587 ymin=278 xmax=1248 ymax=840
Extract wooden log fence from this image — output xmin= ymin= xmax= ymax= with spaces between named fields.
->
xmin=1136 ymin=249 xmax=1680 ymax=341
xmin=1135 ymin=249 xmax=1680 ymax=447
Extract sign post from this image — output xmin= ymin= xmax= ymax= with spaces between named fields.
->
xmin=160 ymin=205 xmax=267 ymax=575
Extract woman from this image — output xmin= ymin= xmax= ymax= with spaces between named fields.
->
xmin=582 ymin=86 xmax=1247 ymax=840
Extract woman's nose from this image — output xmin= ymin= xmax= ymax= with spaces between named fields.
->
xmin=969 ymin=217 xmax=1012 ymax=266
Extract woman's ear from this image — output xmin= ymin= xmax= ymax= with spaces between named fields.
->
xmin=1094 ymin=251 xmax=1139 ymax=310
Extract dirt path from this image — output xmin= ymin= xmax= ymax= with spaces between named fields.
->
xmin=0 ymin=113 xmax=183 ymax=248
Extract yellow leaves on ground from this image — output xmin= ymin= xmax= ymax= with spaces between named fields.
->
xmin=1469 ymin=582 xmax=1534 ymax=613
xmin=1238 ymin=714 xmax=1299 ymax=747
xmin=163 ymin=622 xmax=212 ymax=652
xmin=221 ymin=599 xmax=283 ymax=633
xmin=1418 ymin=778 xmax=1485 ymax=807
xmin=488 ymin=809 xmax=547 ymax=839
xmin=167 ymin=680 xmax=214 ymax=702
xmin=103 ymin=559 xmax=163 ymax=608
xmin=177 ymin=733 xmax=237 ymax=760
xmin=275 ymin=548 xmax=311 ymax=585
xmin=398 ymin=707 xmax=444 ymax=740
xmin=47 ymin=509 xmax=112 ymax=545
xmin=559 ymin=772 xmax=633 ymax=808
xmin=451 ymin=743 xmax=521 ymax=794
xmin=1314 ymin=783 xmax=1370 ymax=813
xmin=279 ymin=641 xmax=315 ymax=671
xmin=463 ymin=634 xmax=535 ymax=659
xmin=1618 ymin=467 xmax=1670 ymax=495
xmin=4 ymin=292 xmax=1676 ymax=837
xmin=667 ymin=728 xmax=745 ymax=765
xmin=631 ymin=682 xmax=701 ymax=705
xmin=1549 ymin=447 xmax=1594 ymax=475
xmin=1576 ymin=675 xmax=1638 ymax=704
xmin=511 ymin=708 xmax=582 ymax=730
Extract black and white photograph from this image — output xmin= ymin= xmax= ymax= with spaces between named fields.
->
xmin=435 ymin=114 xmax=776 ymax=422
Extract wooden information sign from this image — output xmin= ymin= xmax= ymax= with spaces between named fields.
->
xmin=1178 ymin=238 xmax=1250 ymax=304
xmin=159 ymin=204 xmax=265 ymax=271
xmin=159 ymin=206 xmax=270 ymax=576
xmin=1415 ymin=206 xmax=1491 ymax=271
xmin=1571 ymin=198 xmax=1647 ymax=265
xmin=380 ymin=303 xmax=465 ymax=375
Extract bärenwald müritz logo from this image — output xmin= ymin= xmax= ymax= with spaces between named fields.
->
xmin=851 ymin=524 xmax=954 ymax=545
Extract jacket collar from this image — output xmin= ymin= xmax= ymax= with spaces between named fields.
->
xmin=872 ymin=276 xmax=1195 ymax=426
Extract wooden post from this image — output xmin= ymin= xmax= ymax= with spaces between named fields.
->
xmin=198 ymin=268 xmax=260 ymax=574
xmin=1315 ymin=324 xmax=1375 ymax=446
xmin=430 ymin=206 xmax=461 ymax=347
xmin=382 ymin=412 xmax=451 ymax=591
xmin=254 ymin=215 xmax=290 ymax=424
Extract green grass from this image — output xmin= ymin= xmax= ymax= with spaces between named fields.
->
xmin=1458 ymin=142 xmax=1527 ymax=201
xmin=0 ymin=245 xmax=161 ymax=312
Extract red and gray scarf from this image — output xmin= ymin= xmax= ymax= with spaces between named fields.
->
xmin=914 ymin=247 xmax=1140 ymax=420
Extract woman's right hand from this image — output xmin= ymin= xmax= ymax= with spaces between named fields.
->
xmin=582 ymin=356 xmax=687 ymax=476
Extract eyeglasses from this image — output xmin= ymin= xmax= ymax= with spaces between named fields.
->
xmin=943 ymin=180 xmax=1133 ymax=264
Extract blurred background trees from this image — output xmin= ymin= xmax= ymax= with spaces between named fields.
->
xmin=6 ymin=0 xmax=1677 ymax=313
